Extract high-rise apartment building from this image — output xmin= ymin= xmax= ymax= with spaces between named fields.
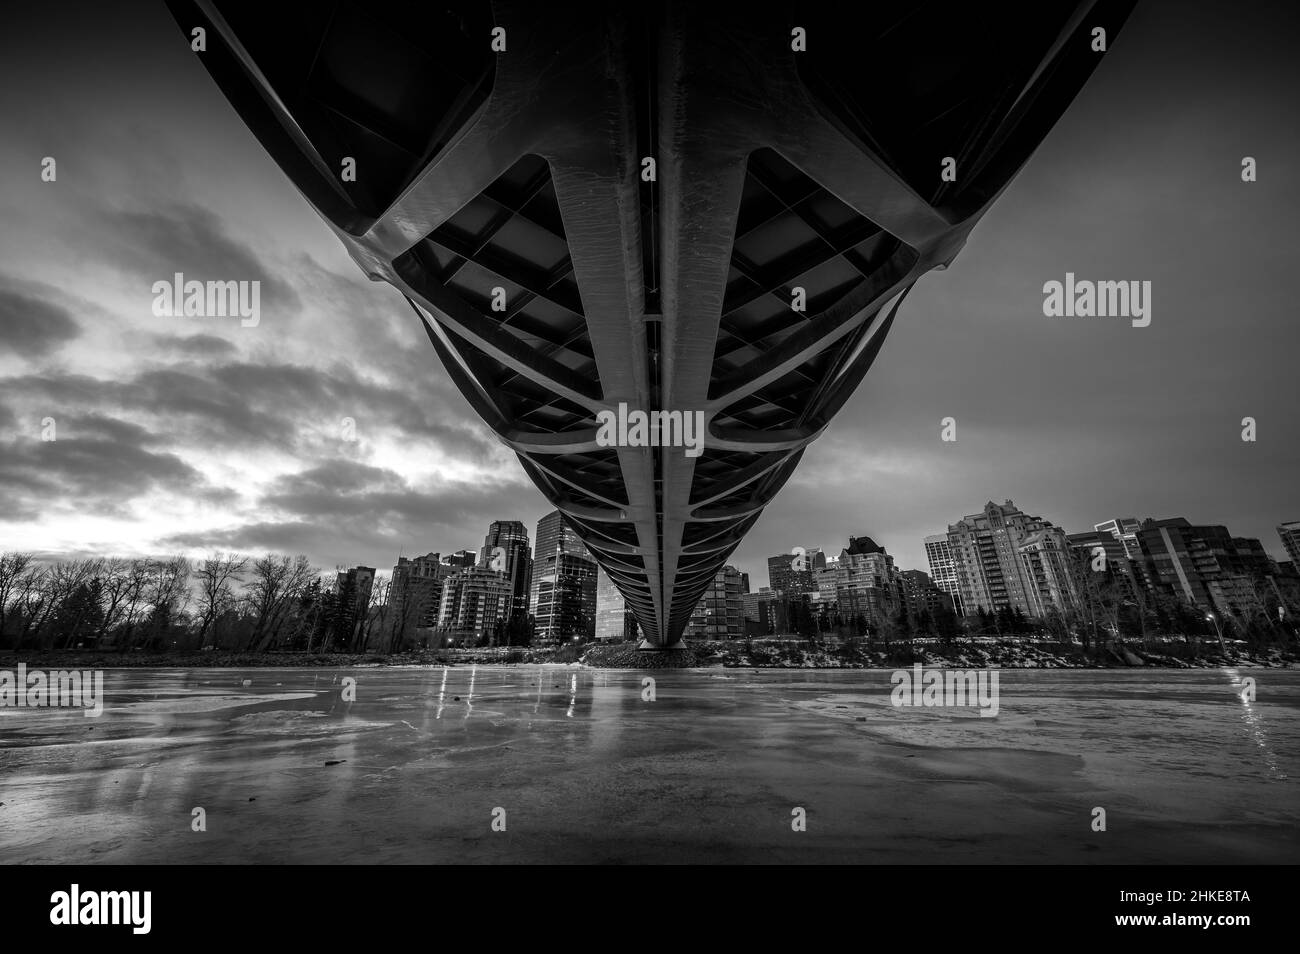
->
xmin=1135 ymin=518 xmax=1273 ymax=611
xmin=923 ymin=534 xmax=964 ymax=616
xmin=1065 ymin=528 xmax=1146 ymax=613
xmin=390 ymin=553 xmax=450 ymax=633
xmin=814 ymin=561 xmax=839 ymax=599
xmin=1095 ymin=517 xmax=1142 ymax=559
xmin=437 ymin=566 xmax=512 ymax=642
xmin=531 ymin=511 xmax=592 ymax=618
xmin=1279 ymin=521 xmax=1300 ymax=566
xmin=595 ymin=566 xmax=638 ymax=642
xmin=533 ymin=549 xmax=597 ymax=644
xmin=1017 ymin=528 xmax=1081 ymax=618
xmin=480 ymin=520 xmax=532 ymax=619
xmin=834 ymin=536 xmax=898 ymax=626
xmin=811 ymin=560 xmax=840 ymax=622
xmin=897 ymin=569 xmax=957 ymax=622
xmin=334 ymin=565 xmax=376 ymax=647
xmin=767 ymin=546 xmax=825 ymax=596
xmin=686 ymin=565 xmax=744 ymax=639
xmin=445 ymin=550 xmax=477 ymax=569
xmin=741 ymin=588 xmax=789 ymax=636
xmin=946 ymin=500 xmax=1062 ymax=616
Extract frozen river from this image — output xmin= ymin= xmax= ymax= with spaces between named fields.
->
xmin=2 ymin=666 xmax=1296 ymax=863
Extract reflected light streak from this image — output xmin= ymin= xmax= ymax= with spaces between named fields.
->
xmin=1227 ymin=668 xmax=1287 ymax=780
xmin=464 ymin=665 xmax=477 ymax=721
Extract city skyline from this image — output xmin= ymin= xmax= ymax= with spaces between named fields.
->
xmin=6 ymin=498 xmax=1292 ymax=612
xmin=1 ymin=0 xmax=1297 ymax=601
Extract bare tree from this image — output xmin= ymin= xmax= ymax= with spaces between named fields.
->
xmin=194 ymin=552 xmax=248 ymax=647
xmin=246 ymin=554 xmax=316 ymax=651
xmin=388 ymin=578 xmax=438 ymax=653
xmin=295 ymin=578 xmax=328 ymax=653
xmin=115 ymin=559 xmax=154 ymax=651
xmin=268 ymin=557 xmax=316 ymax=649
xmin=1239 ymin=576 xmax=1287 ymax=644
xmin=0 ymin=552 xmax=36 ymax=641
xmin=138 ymin=556 xmax=192 ymax=650
xmin=13 ymin=564 xmax=49 ymax=649
xmin=1125 ymin=576 xmax=1153 ymax=643
xmin=357 ymin=573 xmax=390 ymax=652
xmin=94 ymin=558 xmax=133 ymax=644
xmin=245 ymin=555 xmax=289 ymax=650
xmin=25 ymin=558 xmax=99 ymax=650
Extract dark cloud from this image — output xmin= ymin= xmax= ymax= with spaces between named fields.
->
xmin=162 ymin=474 xmax=540 ymax=570
xmin=260 ymin=461 xmax=525 ymax=525
xmin=0 ymin=360 xmax=500 ymax=464
xmin=0 ymin=427 xmax=226 ymax=518
xmin=0 ymin=287 xmax=81 ymax=357
xmin=149 ymin=333 xmax=238 ymax=358
xmin=88 ymin=203 xmax=301 ymax=317
xmin=65 ymin=413 xmax=163 ymax=447
xmin=266 ymin=460 xmax=407 ymax=499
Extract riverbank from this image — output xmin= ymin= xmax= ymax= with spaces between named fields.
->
xmin=3 ymin=639 xmax=1296 ymax=670
xmin=0 ymin=648 xmax=542 ymax=669
xmin=707 ymin=640 xmax=1299 ymax=670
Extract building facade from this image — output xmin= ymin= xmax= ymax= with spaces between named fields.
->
xmin=947 ymin=500 xmax=1063 ymax=617
xmin=1136 ymin=518 xmax=1261 ymax=608
xmin=898 ymin=569 xmax=957 ymax=623
xmin=480 ymin=520 xmax=533 ymax=619
xmin=533 ymin=550 xmax=597 ymax=644
xmin=595 ymin=565 xmax=638 ymax=642
xmin=767 ymin=546 xmax=825 ymax=597
xmin=1095 ymin=517 xmax=1143 ymax=559
xmin=686 ymin=565 xmax=745 ymax=639
xmin=531 ymin=511 xmax=592 ymax=618
xmin=437 ymin=566 xmax=512 ymax=643
xmin=923 ymin=534 xmax=964 ymax=616
xmin=1278 ymin=521 xmax=1300 ymax=566
xmin=390 ymin=553 xmax=449 ymax=634
xmin=1136 ymin=518 xmax=1290 ymax=624
xmin=835 ymin=536 xmax=898 ymax=627
xmin=445 ymin=550 xmax=477 ymax=569
xmin=1017 ymin=528 xmax=1081 ymax=618
xmin=334 ymin=565 xmax=376 ymax=647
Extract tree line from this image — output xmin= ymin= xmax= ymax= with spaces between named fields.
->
xmin=755 ymin=557 xmax=1297 ymax=654
xmin=0 ymin=551 xmax=389 ymax=653
xmin=0 ymin=551 xmax=548 ymax=654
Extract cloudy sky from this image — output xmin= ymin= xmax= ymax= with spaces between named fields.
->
xmin=1 ymin=0 xmax=1297 ymax=591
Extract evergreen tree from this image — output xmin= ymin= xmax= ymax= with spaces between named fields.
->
xmin=916 ymin=608 xmax=934 ymax=636
xmin=995 ymin=605 xmax=1014 ymax=635
xmin=1012 ymin=606 xmax=1029 ymax=635
xmin=52 ymin=579 xmax=106 ymax=649
xmin=934 ymin=602 xmax=960 ymax=642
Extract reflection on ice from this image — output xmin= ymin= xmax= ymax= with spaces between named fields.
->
xmin=1228 ymin=668 xmax=1287 ymax=780
xmin=0 ymin=666 xmax=1295 ymax=864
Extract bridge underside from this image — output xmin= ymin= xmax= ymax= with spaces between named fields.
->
xmin=170 ymin=0 xmax=1134 ymax=646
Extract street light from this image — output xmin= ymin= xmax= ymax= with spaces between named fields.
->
xmin=1205 ymin=612 xmax=1226 ymax=654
